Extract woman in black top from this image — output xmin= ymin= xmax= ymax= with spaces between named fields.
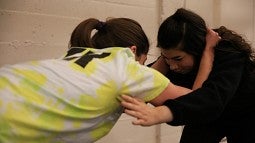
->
xmin=121 ymin=8 xmax=255 ymax=143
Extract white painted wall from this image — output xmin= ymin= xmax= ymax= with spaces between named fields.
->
xmin=0 ymin=1 xmax=181 ymax=143
xmin=0 ymin=0 xmax=254 ymax=142
xmin=184 ymin=0 xmax=255 ymax=48
xmin=0 ymin=0 xmax=160 ymax=66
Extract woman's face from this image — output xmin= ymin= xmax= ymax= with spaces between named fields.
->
xmin=161 ymin=48 xmax=195 ymax=74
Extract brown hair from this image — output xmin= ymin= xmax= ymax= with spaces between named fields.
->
xmin=158 ymin=8 xmax=254 ymax=67
xmin=215 ymin=26 xmax=254 ymax=61
xmin=69 ymin=18 xmax=149 ymax=56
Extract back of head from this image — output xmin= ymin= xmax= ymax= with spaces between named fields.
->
xmin=157 ymin=8 xmax=207 ymax=58
xmin=69 ymin=18 xmax=149 ymax=57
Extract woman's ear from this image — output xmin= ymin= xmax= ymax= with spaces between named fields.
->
xmin=130 ymin=46 xmax=137 ymax=54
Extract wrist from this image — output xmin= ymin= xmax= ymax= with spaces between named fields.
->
xmin=203 ymin=46 xmax=215 ymax=57
xmin=156 ymin=106 xmax=173 ymax=123
xmin=204 ymin=45 xmax=214 ymax=52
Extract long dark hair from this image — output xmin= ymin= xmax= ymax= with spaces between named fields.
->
xmin=157 ymin=8 xmax=207 ymax=65
xmin=69 ymin=18 xmax=149 ymax=56
xmin=215 ymin=26 xmax=254 ymax=61
xmin=157 ymin=8 xmax=254 ymax=67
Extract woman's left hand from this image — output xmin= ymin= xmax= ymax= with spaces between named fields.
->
xmin=206 ymin=28 xmax=221 ymax=49
xmin=121 ymin=95 xmax=172 ymax=126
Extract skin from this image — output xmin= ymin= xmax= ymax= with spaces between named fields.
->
xmin=161 ymin=49 xmax=195 ymax=74
xmin=137 ymin=54 xmax=147 ymax=65
xmin=130 ymin=46 xmax=147 ymax=65
xmin=130 ymin=45 xmax=194 ymax=107
xmin=121 ymin=94 xmax=172 ymax=126
xmin=121 ymin=29 xmax=221 ymax=126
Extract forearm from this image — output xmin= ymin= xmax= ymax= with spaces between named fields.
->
xmin=155 ymin=105 xmax=174 ymax=123
xmin=150 ymin=82 xmax=192 ymax=106
xmin=192 ymin=28 xmax=219 ymax=90
xmin=192 ymin=47 xmax=214 ymax=90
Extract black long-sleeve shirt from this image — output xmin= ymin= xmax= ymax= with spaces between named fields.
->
xmin=162 ymin=43 xmax=255 ymax=126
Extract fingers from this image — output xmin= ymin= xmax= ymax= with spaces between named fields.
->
xmin=124 ymin=108 xmax=143 ymax=119
xmin=121 ymin=95 xmax=143 ymax=114
xmin=121 ymin=95 xmax=144 ymax=108
xmin=120 ymin=95 xmax=153 ymax=126
xmin=207 ymin=28 xmax=221 ymax=40
xmin=121 ymin=99 xmax=144 ymax=113
xmin=205 ymin=28 xmax=222 ymax=49
xmin=123 ymin=107 xmax=148 ymax=126
xmin=132 ymin=119 xmax=146 ymax=126
xmin=121 ymin=95 xmax=139 ymax=104
xmin=121 ymin=101 xmax=135 ymax=110
xmin=126 ymin=110 xmax=149 ymax=126
xmin=214 ymin=30 xmax=221 ymax=40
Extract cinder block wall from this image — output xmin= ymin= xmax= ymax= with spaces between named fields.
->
xmin=0 ymin=0 xmax=184 ymax=143
xmin=0 ymin=0 xmax=163 ymax=66
xmin=0 ymin=0 xmax=254 ymax=143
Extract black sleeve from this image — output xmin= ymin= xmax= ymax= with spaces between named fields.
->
xmin=164 ymin=48 xmax=246 ymax=126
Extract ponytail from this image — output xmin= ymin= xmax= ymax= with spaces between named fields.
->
xmin=69 ymin=17 xmax=149 ymax=56
xmin=69 ymin=18 xmax=102 ymax=48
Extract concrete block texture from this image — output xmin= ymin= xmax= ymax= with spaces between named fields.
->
xmin=0 ymin=1 xmax=180 ymax=142
xmin=0 ymin=0 xmax=160 ymax=66
xmin=0 ymin=0 xmax=254 ymax=142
